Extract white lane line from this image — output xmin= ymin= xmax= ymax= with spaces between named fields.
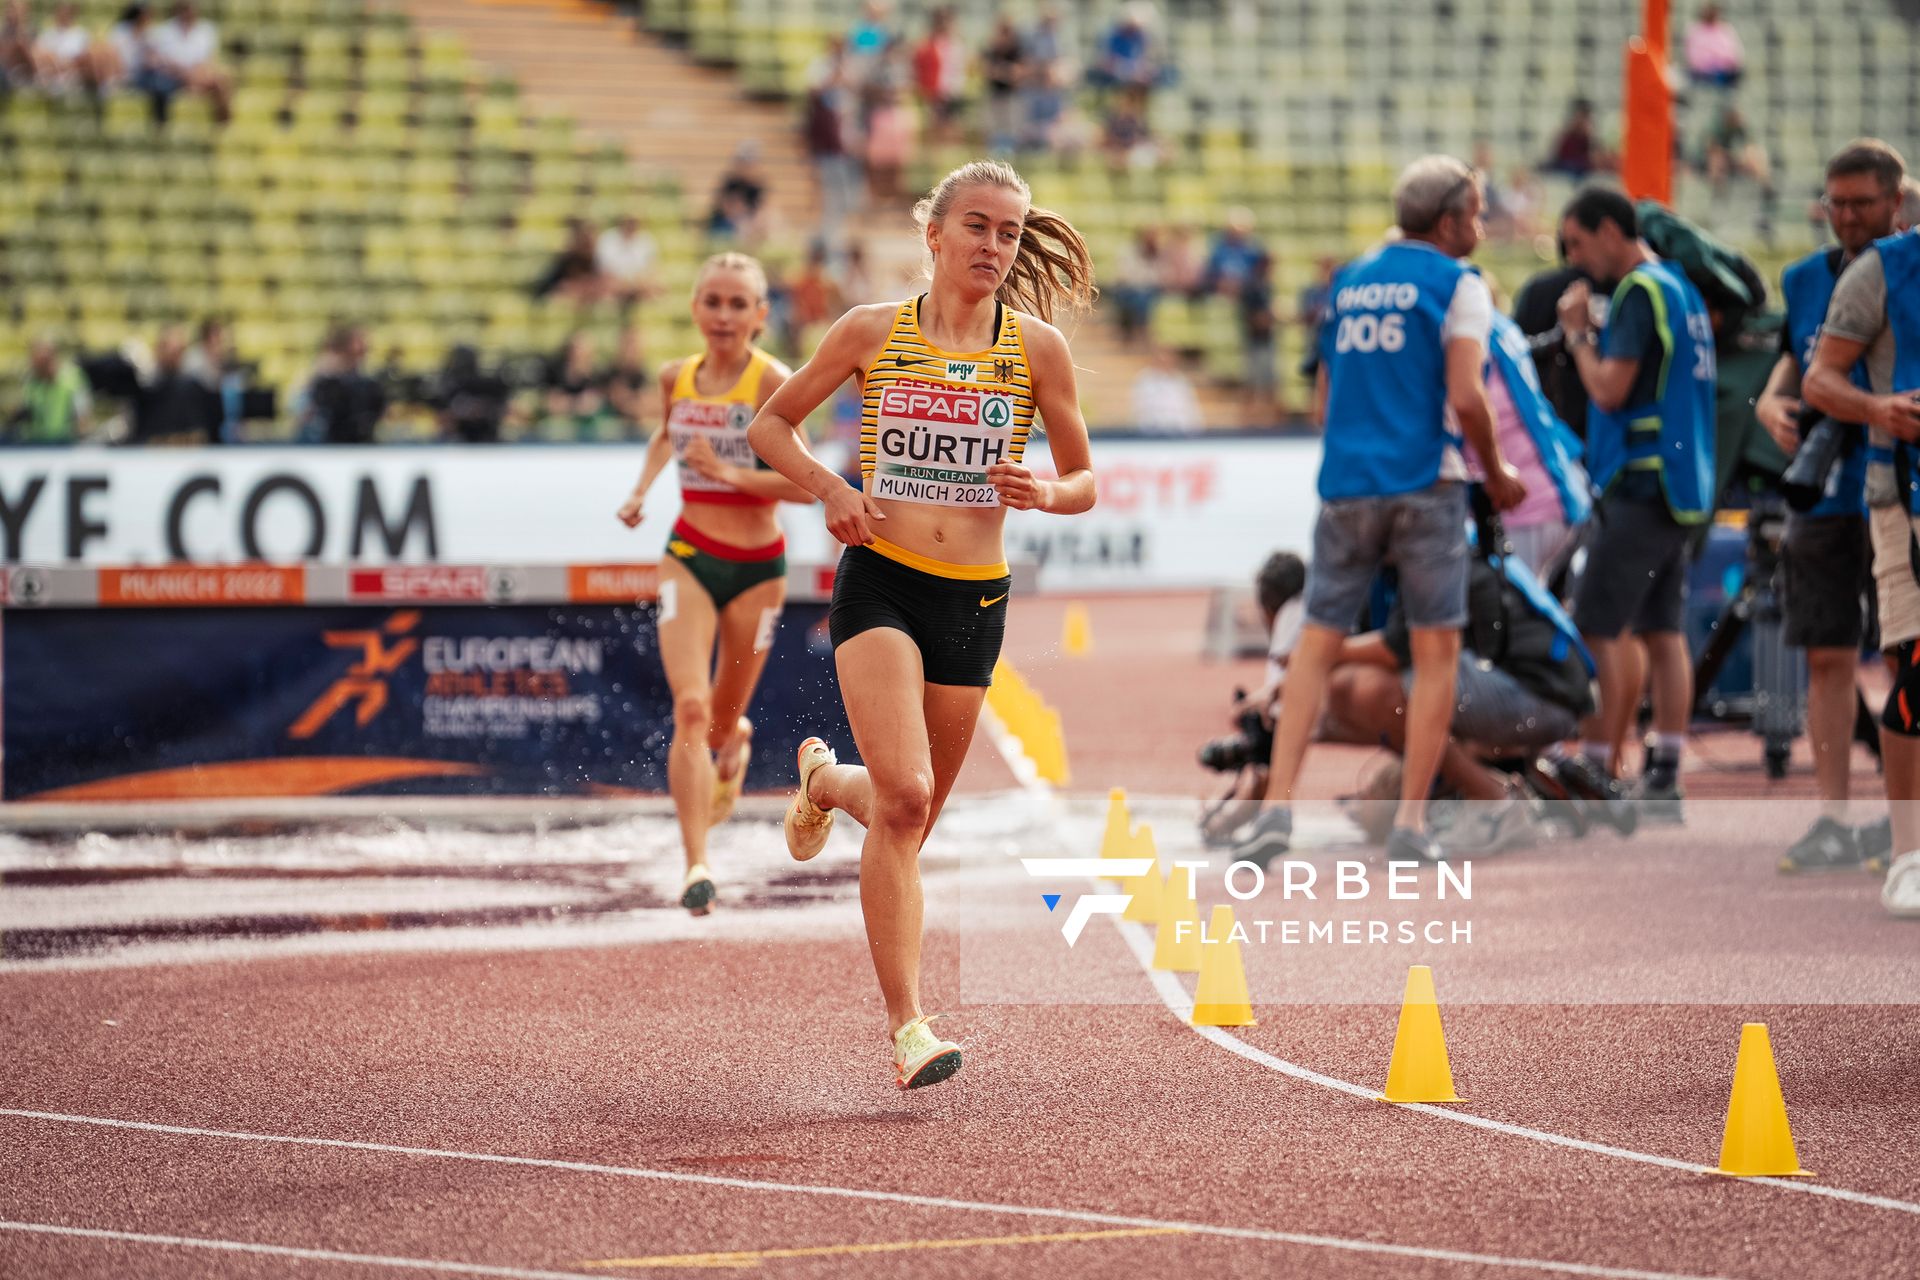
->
xmin=0 ymin=1220 xmax=600 ymax=1279
xmin=1108 ymin=902 xmax=1920 ymax=1218
xmin=0 ymin=1109 xmax=1727 ymax=1280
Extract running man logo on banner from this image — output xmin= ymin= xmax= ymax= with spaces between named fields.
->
xmin=872 ymin=379 xmax=1017 ymax=507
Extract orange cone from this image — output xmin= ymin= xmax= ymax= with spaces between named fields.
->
xmin=1191 ymin=906 xmax=1256 ymax=1026
xmin=1151 ymin=865 xmax=1202 ymax=973
xmin=1378 ymin=965 xmax=1462 ymax=1103
xmin=1099 ymin=788 xmax=1131 ymax=858
xmin=1119 ymin=824 xmax=1163 ymax=923
xmin=1716 ymin=1023 xmax=1812 ymax=1177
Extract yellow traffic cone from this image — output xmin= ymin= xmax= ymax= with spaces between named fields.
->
xmin=1120 ymin=824 xmax=1162 ymax=923
xmin=1033 ymin=705 xmax=1071 ymax=785
xmin=1192 ymin=906 xmax=1256 ymax=1027
xmin=1062 ymin=602 xmax=1093 ymax=656
xmin=1717 ymin=1023 xmax=1812 ymax=1177
xmin=1152 ymin=865 xmax=1203 ymax=973
xmin=1377 ymin=965 xmax=1462 ymax=1103
xmin=1099 ymin=788 xmax=1131 ymax=858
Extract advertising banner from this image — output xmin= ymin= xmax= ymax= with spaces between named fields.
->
xmin=2 ymin=602 xmax=852 ymax=801
xmin=0 ymin=439 xmax=1325 ymax=591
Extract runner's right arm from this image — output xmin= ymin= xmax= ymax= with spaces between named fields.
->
xmin=617 ymin=362 xmax=683 ymax=527
xmin=748 ymin=306 xmax=894 ymax=546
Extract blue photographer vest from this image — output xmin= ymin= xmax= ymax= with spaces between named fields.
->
xmin=1319 ymin=241 xmax=1470 ymax=500
xmin=1877 ymin=232 xmax=1920 ymax=515
xmin=1488 ymin=312 xmax=1592 ymax=526
xmin=1782 ymin=248 xmax=1869 ymax=517
xmin=1586 ymin=260 xmax=1717 ymax=523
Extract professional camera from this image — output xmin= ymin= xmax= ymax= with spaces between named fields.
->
xmin=1197 ymin=694 xmax=1276 ymax=773
xmin=1779 ymin=406 xmax=1858 ymax=513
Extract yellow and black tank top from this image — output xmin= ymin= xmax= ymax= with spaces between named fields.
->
xmin=859 ymin=297 xmax=1036 ymax=509
xmin=668 ymin=348 xmax=773 ymax=507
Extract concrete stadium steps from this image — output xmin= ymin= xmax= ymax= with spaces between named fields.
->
xmin=399 ymin=0 xmax=818 ymax=229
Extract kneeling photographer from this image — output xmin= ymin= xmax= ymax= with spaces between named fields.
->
xmin=1199 ymin=552 xmax=1305 ymax=845
xmin=1759 ymin=140 xmax=1907 ymax=873
xmin=1322 ymin=500 xmax=1595 ymax=858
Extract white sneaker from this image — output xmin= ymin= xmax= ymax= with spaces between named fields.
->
xmin=709 ymin=717 xmax=753 ymax=826
xmin=891 ymin=1014 xmax=962 ymax=1090
xmin=1883 ymin=851 xmax=1920 ymax=918
xmin=783 ymin=737 xmax=836 ymax=862
xmin=680 ymin=863 xmax=716 ymax=916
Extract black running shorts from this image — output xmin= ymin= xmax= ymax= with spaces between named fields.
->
xmin=827 ymin=542 xmax=1011 ymax=687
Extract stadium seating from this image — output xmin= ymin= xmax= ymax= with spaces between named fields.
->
xmin=5 ymin=0 xmax=1917 ymax=432
xmin=0 ymin=0 xmax=696 ymax=438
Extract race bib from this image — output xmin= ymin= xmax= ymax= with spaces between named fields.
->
xmin=669 ymin=399 xmax=757 ymax=494
xmin=871 ymin=378 xmax=1017 ymax=508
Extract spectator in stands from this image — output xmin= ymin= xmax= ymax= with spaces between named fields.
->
xmin=1297 ymin=255 xmax=1337 ymax=334
xmin=1109 ymin=226 xmax=1162 ymax=343
xmin=545 ymin=331 xmax=606 ymax=427
xmin=183 ymin=317 xmax=245 ymax=441
xmin=1554 ymin=187 xmax=1717 ymax=821
xmin=911 ymin=7 xmax=964 ymax=144
xmin=131 ymin=324 xmax=222 ymax=444
xmin=31 ymin=3 xmax=106 ymax=95
xmin=1159 ymin=223 xmax=1203 ymax=295
xmin=839 ymin=240 xmax=880 ymax=305
xmin=1684 ymin=4 xmax=1744 ymax=90
xmin=846 ymin=0 xmax=892 ymax=65
xmin=605 ymin=326 xmax=653 ymax=426
xmin=0 ymin=1 xmax=35 ymax=87
xmin=862 ymin=72 xmax=911 ymax=204
xmin=804 ymin=45 xmax=862 ymax=247
xmin=1021 ymin=8 xmax=1068 ymax=153
xmin=1700 ymin=104 xmax=1773 ymax=199
xmin=706 ymin=142 xmax=769 ymax=246
xmin=596 ymin=214 xmax=658 ymax=309
xmin=1234 ymin=154 xmax=1527 ymax=867
xmin=1240 ymin=251 xmax=1281 ymax=422
xmin=296 ymin=323 xmax=387 ymax=445
xmin=981 ymin=15 xmax=1026 ymax=156
xmin=7 ymin=337 xmax=93 ymax=443
xmin=430 ymin=345 xmax=511 ymax=444
xmin=1100 ymin=85 xmax=1160 ymax=173
xmin=788 ymin=243 xmax=846 ymax=350
xmin=1092 ymin=2 xmax=1169 ymax=96
xmin=1543 ymin=99 xmax=1608 ymax=179
xmin=1197 ymin=207 xmax=1266 ymax=298
xmin=100 ymin=4 xmax=161 ymax=108
xmin=147 ymin=1 xmax=229 ymax=122
xmin=1131 ymin=347 xmax=1202 ymax=433
xmin=533 ymin=217 xmax=605 ymax=304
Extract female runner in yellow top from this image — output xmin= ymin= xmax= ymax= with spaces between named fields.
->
xmin=618 ymin=253 xmax=814 ymax=916
xmin=748 ymin=161 xmax=1098 ymax=1088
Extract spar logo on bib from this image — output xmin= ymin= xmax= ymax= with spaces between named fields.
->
xmin=873 ymin=378 xmax=1017 ymax=507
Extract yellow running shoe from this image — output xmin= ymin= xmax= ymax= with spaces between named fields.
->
xmin=783 ymin=736 xmax=836 ymax=862
xmin=892 ymin=1015 xmax=962 ymax=1090
xmin=709 ymin=717 xmax=753 ymax=826
xmin=680 ymin=863 xmax=716 ymax=916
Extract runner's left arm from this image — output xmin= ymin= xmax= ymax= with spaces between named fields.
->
xmin=990 ymin=319 xmax=1096 ymax=514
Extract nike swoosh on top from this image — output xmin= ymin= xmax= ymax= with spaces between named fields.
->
xmin=978 ymin=593 xmax=1008 ymax=608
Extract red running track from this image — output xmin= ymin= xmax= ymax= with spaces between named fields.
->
xmin=2 ymin=591 xmax=1915 ymax=1278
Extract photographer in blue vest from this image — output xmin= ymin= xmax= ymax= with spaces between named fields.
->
xmin=1235 ymin=155 xmax=1527 ymax=867
xmin=1757 ymin=140 xmax=1906 ymax=873
xmin=1802 ymin=185 xmax=1920 ymax=920
xmin=1553 ymin=188 xmax=1717 ymax=824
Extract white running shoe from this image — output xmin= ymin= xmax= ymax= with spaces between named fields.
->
xmin=891 ymin=1015 xmax=962 ymax=1090
xmin=680 ymin=863 xmax=716 ymax=916
xmin=1883 ymin=851 xmax=1920 ymax=918
xmin=784 ymin=736 xmax=837 ymax=862
xmin=709 ymin=717 xmax=753 ymax=826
